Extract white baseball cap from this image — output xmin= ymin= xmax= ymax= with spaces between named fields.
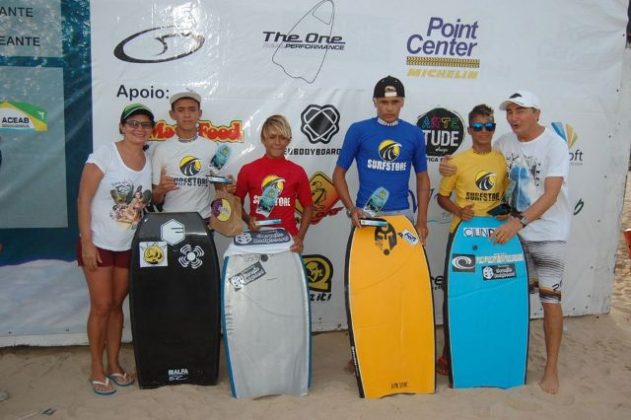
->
xmin=499 ymin=90 xmax=541 ymax=110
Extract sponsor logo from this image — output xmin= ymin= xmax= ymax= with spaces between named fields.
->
xmin=234 ymin=229 xmax=291 ymax=246
xmin=264 ymin=0 xmax=345 ymax=83
xmin=482 ymin=263 xmax=516 ymax=280
xmin=139 ymin=241 xmax=167 ymax=267
xmin=417 ymin=108 xmax=465 ymax=159
xmin=573 ymin=198 xmax=584 ymax=216
xmin=304 ymin=254 xmax=333 ymax=302
xmin=475 ymin=171 xmax=496 ymax=191
xmin=211 ymin=198 xmax=232 ymax=222
xmin=0 ymin=101 xmax=47 ymax=131
xmin=178 ymin=244 xmax=204 ymax=269
xmin=476 ymin=253 xmax=524 ymax=264
xmin=406 ymin=17 xmax=481 ymax=80
xmin=378 ymin=140 xmax=402 ymax=162
xmin=160 ymin=219 xmax=185 ymax=246
xmin=551 ymin=122 xmax=583 ymax=165
xmin=229 ymin=261 xmax=266 ymax=290
xmin=451 ymin=254 xmax=476 ymax=272
xmin=150 ymin=119 xmax=243 ymax=143
xmin=254 ymin=175 xmax=289 ymax=216
xmin=301 ymin=104 xmax=340 ymax=144
xmin=296 ymin=171 xmax=343 ymax=224
xmin=179 ymin=155 xmax=202 ymax=176
xmin=463 ymin=227 xmax=495 ymax=237
xmin=374 ymin=223 xmax=398 ymax=256
xmin=114 ymin=26 xmax=205 ymax=63
xmin=431 ymin=274 xmax=445 ymax=290
xmin=168 ymin=368 xmax=189 ymax=382
xmin=399 ymin=229 xmax=419 ymax=246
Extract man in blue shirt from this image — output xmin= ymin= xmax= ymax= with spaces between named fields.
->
xmin=333 ymin=75 xmax=430 ymax=242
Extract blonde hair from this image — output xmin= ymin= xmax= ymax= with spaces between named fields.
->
xmin=261 ymin=114 xmax=292 ymax=142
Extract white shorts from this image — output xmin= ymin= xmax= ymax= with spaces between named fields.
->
xmin=522 ymin=240 xmax=567 ymax=304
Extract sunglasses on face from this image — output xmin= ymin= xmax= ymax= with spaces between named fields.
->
xmin=126 ymin=120 xmax=154 ymax=129
xmin=470 ymin=122 xmax=496 ymax=132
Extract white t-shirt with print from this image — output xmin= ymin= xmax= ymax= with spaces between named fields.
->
xmin=87 ymin=143 xmax=152 ymax=251
xmin=496 ymin=127 xmax=571 ymax=242
xmin=151 ymin=136 xmax=218 ymax=219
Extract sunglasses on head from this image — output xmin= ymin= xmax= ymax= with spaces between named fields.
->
xmin=470 ymin=122 xmax=496 ymax=132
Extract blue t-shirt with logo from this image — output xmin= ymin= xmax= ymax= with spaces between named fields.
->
xmin=337 ymin=117 xmax=427 ymax=211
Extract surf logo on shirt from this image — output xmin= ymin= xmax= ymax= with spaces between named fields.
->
xmin=179 ymin=155 xmax=202 ymax=176
xmin=474 ymin=171 xmax=496 ymax=191
xmin=367 ymin=140 xmax=407 ymax=171
xmin=505 ymin=154 xmax=540 ymax=212
xmin=379 ymin=140 xmax=401 ymax=161
xmin=373 ymin=223 xmax=398 ymax=256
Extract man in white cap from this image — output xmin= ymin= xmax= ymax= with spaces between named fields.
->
xmin=333 ymin=75 xmax=430 ymax=241
xmin=151 ymin=91 xmax=233 ymax=222
xmin=441 ymin=90 xmax=571 ymax=393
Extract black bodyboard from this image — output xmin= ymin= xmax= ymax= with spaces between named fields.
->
xmin=130 ymin=212 xmax=220 ymax=388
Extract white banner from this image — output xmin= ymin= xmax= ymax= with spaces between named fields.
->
xmin=1 ymin=0 xmax=628 ymax=344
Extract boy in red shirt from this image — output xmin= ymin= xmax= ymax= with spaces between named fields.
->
xmin=235 ymin=115 xmax=313 ymax=252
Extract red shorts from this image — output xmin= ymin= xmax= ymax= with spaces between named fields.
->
xmin=76 ymin=239 xmax=131 ymax=268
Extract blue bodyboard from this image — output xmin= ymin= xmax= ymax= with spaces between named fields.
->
xmin=446 ymin=216 xmax=529 ymax=389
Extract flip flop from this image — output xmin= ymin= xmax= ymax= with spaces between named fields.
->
xmin=90 ymin=378 xmax=116 ymax=395
xmin=108 ymin=372 xmax=135 ymax=387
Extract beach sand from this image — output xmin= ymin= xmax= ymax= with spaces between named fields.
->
xmin=1 ymin=178 xmax=630 ymax=419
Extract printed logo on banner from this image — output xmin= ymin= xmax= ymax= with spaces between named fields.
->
xmin=374 ymin=223 xmax=398 ymax=256
xmin=482 ymin=264 xmax=516 ymax=280
xmin=451 ymin=254 xmax=476 ymax=272
xmin=551 ymin=122 xmax=583 ymax=166
xmin=150 ymin=119 xmax=243 ymax=143
xmin=300 ymin=104 xmax=340 ymax=144
xmin=160 ymin=219 xmax=185 ymax=246
xmin=139 ymin=241 xmax=168 ymax=267
xmin=416 ymin=108 xmax=465 ymax=160
xmin=573 ymin=198 xmax=584 ymax=216
xmin=263 ymin=0 xmax=345 ymax=83
xmin=0 ymin=101 xmax=47 ymax=131
xmin=303 ymin=254 xmax=333 ymax=302
xmin=295 ymin=171 xmax=343 ymax=225
xmin=405 ymin=17 xmax=481 ymax=80
xmin=178 ymin=244 xmax=204 ymax=269
xmin=114 ymin=26 xmax=205 ymax=64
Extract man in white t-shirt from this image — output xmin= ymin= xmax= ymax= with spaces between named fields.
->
xmin=440 ymin=91 xmax=571 ymax=393
xmin=491 ymin=91 xmax=571 ymax=394
xmin=151 ymin=91 xmax=232 ymax=221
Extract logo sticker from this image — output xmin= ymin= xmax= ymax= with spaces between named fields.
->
xmin=0 ymin=101 xmax=47 ymax=131
xmin=399 ymin=229 xmax=419 ymax=246
xmin=482 ymin=264 xmax=516 ymax=280
xmin=139 ymin=241 xmax=167 ymax=267
xmin=234 ymin=229 xmax=291 ymax=246
xmin=300 ymin=104 xmax=340 ymax=144
xmin=161 ymin=219 xmax=185 ymax=246
xmin=229 ymin=261 xmax=267 ymax=290
xmin=168 ymin=368 xmax=189 ymax=382
xmin=178 ymin=244 xmax=204 ymax=269
xmin=374 ymin=223 xmax=398 ymax=256
xmin=451 ymin=254 xmax=476 ymax=272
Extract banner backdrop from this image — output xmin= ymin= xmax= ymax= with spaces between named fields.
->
xmin=0 ymin=0 xmax=629 ymax=345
